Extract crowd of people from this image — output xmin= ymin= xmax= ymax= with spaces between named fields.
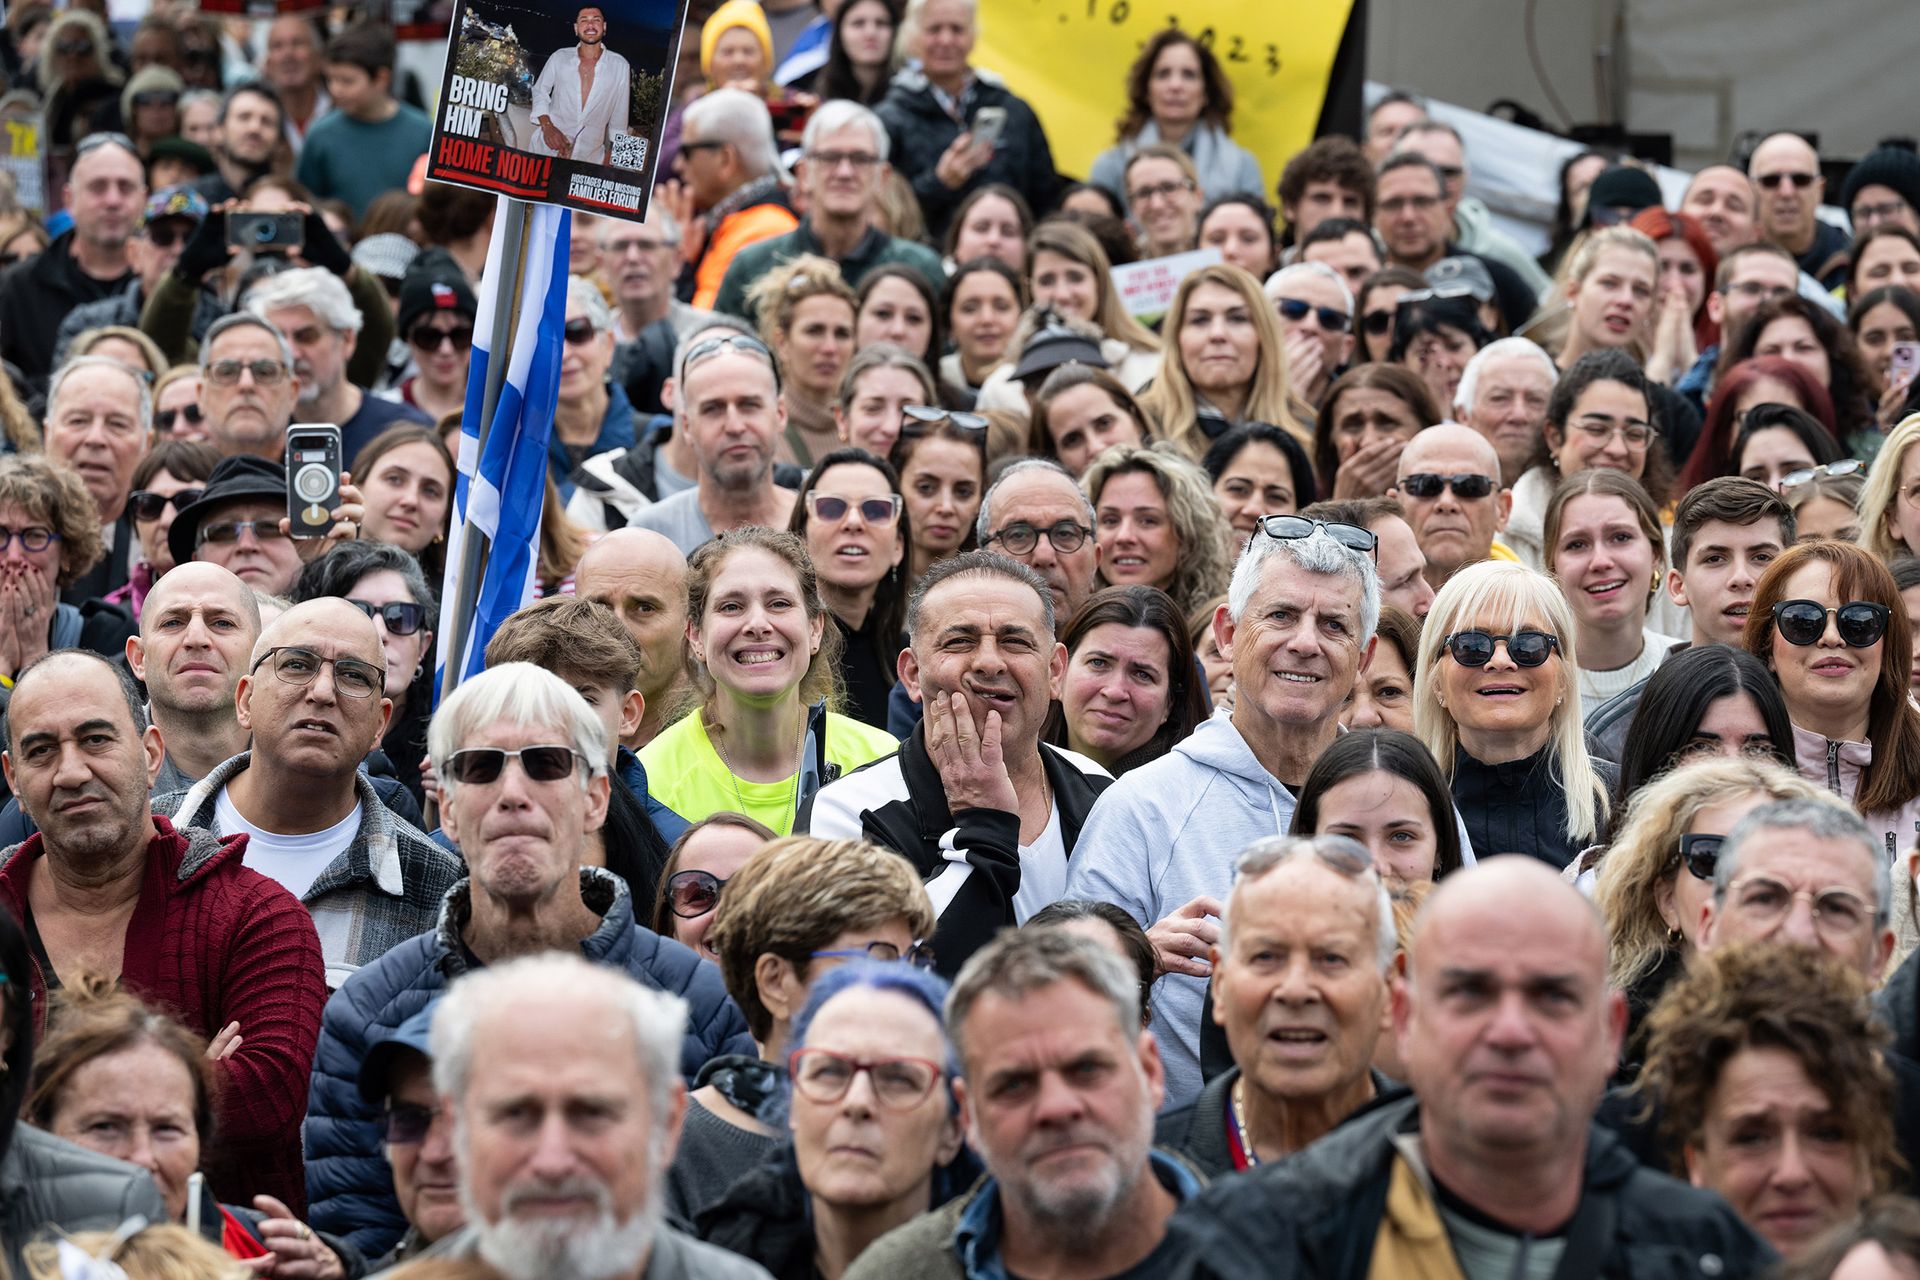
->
xmin=2 ymin=0 xmax=1920 ymax=1277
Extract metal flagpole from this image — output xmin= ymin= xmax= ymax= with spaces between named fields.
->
xmin=438 ymin=196 xmax=532 ymax=706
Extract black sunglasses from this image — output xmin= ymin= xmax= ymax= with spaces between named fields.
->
xmin=1770 ymin=599 xmax=1890 ymax=648
xmin=563 ymin=317 xmax=600 ymax=345
xmin=666 ymin=869 xmax=729 ymax=918
xmin=1399 ymin=472 xmax=1496 ymax=501
xmin=410 ymin=323 xmax=474 ymax=353
xmin=349 ymin=599 xmax=429 ymax=636
xmin=1252 ymin=514 xmax=1377 ymax=558
xmin=1274 ymin=296 xmax=1352 ymax=333
xmin=144 ymin=221 xmax=193 ymax=249
xmin=1362 ymin=308 xmax=1395 ymax=336
xmin=383 ymin=1101 xmax=434 ymax=1145
xmin=156 ymin=403 xmax=204 ymax=434
xmin=127 ymin=487 xmax=202 ymax=521
xmin=1679 ymin=833 xmax=1723 ymax=881
xmin=443 ymin=744 xmax=581 ymax=785
xmin=1442 ymin=629 xmax=1561 ymax=668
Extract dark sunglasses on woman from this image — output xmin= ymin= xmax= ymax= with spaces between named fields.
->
xmin=156 ymin=404 xmax=204 ymax=433
xmin=1770 ymin=599 xmax=1890 ymax=648
xmin=410 ymin=324 xmax=474 ymax=353
xmin=1678 ymin=833 xmax=1723 ymax=881
xmin=127 ymin=488 xmax=202 ymax=521
xmin=808 ymin=492 xmax=901 ymax=525
xmin=1442 ymin=629 xmax=1561 ymax=668
xmin=348 ymin=599 xmax=429 ymax=636
xmin=563 ymin=318 xmax=599 ymax=345
xmin=665 ymin=869 xmax=729 ymax=918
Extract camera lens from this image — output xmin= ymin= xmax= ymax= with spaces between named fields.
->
xmin=250 ymin=220 xmax=275 ymax=244
xmin=295 ymin=464 xmax=332 ymax=502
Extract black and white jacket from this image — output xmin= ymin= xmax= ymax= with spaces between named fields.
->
xmin=801 ymin=722 xmax=1111 ymax=976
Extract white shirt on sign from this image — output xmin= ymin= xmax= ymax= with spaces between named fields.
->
xmin=528 ymin=45 xmax=632 ymax=167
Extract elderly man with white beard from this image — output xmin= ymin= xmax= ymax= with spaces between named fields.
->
xmin=395 ymin=952 xmax=771 ymax=1280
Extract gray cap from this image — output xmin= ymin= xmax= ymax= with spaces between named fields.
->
xmin=1425 ymin=255 xmax=1496 ymax=303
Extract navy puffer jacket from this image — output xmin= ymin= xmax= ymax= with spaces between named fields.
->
xmin=303 ymin=867 xmax=754 ymax=1256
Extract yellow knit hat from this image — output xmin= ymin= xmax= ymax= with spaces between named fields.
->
xmin=700 ymin=0 xmax=774 ymax=82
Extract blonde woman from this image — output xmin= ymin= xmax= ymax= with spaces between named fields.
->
xmin=744 ymin=254 xmax=858 ymax=468
xmin=1532 ymin=225 xmax=1660 ymax=371
xmin=1413 ymin=559 xmax=1610 ymax=870
xmin=1862 ymin=412 xmax=1920 ymax=561
xmin=1080 ymin=441 xmax=1231 ymax=616
xmin=1138 ymin=262 xmax=1312 ymax=461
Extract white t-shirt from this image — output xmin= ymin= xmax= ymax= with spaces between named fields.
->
xmin=213 ymin=786 xmax=363 ymax=901
xmin=1012 ymin=803 xmax=1067 ymax=923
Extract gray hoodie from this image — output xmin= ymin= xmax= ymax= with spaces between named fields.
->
xmin=1064 ymin=708 xmax=1297 ymax=1106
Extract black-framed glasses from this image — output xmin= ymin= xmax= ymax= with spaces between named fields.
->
xmin=383 ymin=1101 xmax=435 ymax=1145
xmin=810 ymin=940 xmax=936 ymax=967
xmin=443 ymin=744 xmax=582 ymax=785
xmin=0 ymin=525 xmax=58 ymax=552
xmin=665 ymin=869 xmax=729 ymax=918
xmin=1442 ymin=629 xmax=1560 ymax=668
xmin=808 ymin=491 xmax=901 ymax=525
xmin=249 ymin=646 xmax=383 ymax=698
xmin=1251 ymin=514 xmax=1378 ymax=558
xmin=563 ymin=317 xmax=600 ymax=345
xmin=1679 ymin=833 xmax=1724 ymax=881
xmin=681 ymin=332 xmax=782 ymax=389
xmin=349 ymin=599 xmax=428 ymax=636
xmin=679 ymin=139 xmax=727 ymax=156
xmin=199 ymin=519 xmax=289 ymax=546
xmin=1757 ymin=171 xmax=1818 ymax=190
xmin=205 ymin=358 xmax=288 ymax=387
xmin=1273 ymin=296 xmax=1352 ymax=333
xmin=984 ymin=519 xmax=1092 ymax=555
xmin=901 ymin=404 xmax=987 ymax=432
xmin=1128 ymin=178 xmax=1196 ymax=204
xmin=128 ymin=488 xmax=202 ymax=521
xmin=156 ymin=404 xmax=204 ymax=433
xmin=1780 ymin=459 xmax=1864 ymax=490
xmin=1771 ymin=599 xmax=1890 ymax=648
xmin=410 ymin=323 xmax=474 ymax=353
xmin=788 ymin=1048 xmax=944 ymax=1109
xmin=1362 ymin=308 xmax=1395 ymax=336
xmin=1398 ymin=472 xmax=1496 ymax=501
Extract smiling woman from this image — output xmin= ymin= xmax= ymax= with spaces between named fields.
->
xmin=1081 ymin=441 xmax=1232 ymax=617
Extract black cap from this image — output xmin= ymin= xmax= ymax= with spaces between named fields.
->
xmin=396 ymin=256 xmax=478 ymax=335
xmin=1012 ymin=326 xmax=1108 ymax=382
xmin=169 ymin=454 xmax=287 ymax=568
xmin=1583 ymin=166 xmax=1664 ymax=228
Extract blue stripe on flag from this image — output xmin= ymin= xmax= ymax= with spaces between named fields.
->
xmin=434 ymin=196 xmax=572 ymax=703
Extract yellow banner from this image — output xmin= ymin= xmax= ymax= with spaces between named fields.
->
xmin=974 ymin=0 xmax=1357 ymax=194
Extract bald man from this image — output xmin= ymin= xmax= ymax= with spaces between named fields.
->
xmin=1679 ymin=164 xmax=1762 ymax=259
xmin=1748 ymin=132 xmax=1850 ymax=288
xmin=1390 ymin=423 xmax=1512 ymax=590
xmin=128 ymin=562 xmax=261 ymax=787
xmin=1167 ymin=857 xmax=1774 ymax=1276
xmin=153 ymin=597 xmax=462 ymax=981
xmin=573 ymin=527 xmax=690 ymax=748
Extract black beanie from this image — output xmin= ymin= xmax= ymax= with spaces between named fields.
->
xmin=1841 ymin=145 xmax=1920 ymax=219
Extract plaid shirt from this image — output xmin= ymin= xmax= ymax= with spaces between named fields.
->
xmin=154 ymin=752 xmax=464 ymax=987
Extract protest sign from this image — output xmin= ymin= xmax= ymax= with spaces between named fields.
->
xmin=1111 ymin=247 xmax=1222 ymax=324
xmin=424 ymin=0 xmax=686 ymax=220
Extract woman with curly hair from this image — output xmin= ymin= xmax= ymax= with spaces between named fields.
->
xmin=1086 ymin=27 xmax=1263 ymax=206
xmin=1639 ymin=941 xmax=1896 ymax=1259
xmin=0 ymin=452 xmax=131 ymax=679
xmin=1716 ymin=292 xmax=1880 ymax=453
xmin=746 ymin=254 xmax=858 ymax=469
xmin=1081 ymin=441 xmax=1232 ymax=617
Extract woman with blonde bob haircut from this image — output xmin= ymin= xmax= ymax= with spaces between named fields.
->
xmin=1080 ymin=441 xmax=1232 ymax=616
xmin=1414 ymin=559 xmax=1610 ymax=869
xmin=1861 ymin=412 xmax=1920 ymax=562
xmin=1139 ymin=262 xmax=1311 ymax=461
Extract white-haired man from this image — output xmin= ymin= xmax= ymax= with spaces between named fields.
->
xmin=713 ymin=100 xmax=944 ymax=319
xmin=44 ymin=353 xmax=152 ymax=604
xmin=425 ymin=953 xmax=771 ymax=1279
xmin=1263 ymin=261 xmax=1353 ymax=409
xmin=598 ymin=204 xmax=714 ymax=345
xmin=303 ymin=662 xmax=753 ymax=1257
xmin=1454 ymin=336 xmax=1557 ymax=487
xmin=674 ymin=88 xmax=796 ymax=311
xmin=1066 ymin=519 xmax=1380 ymax=1105
xmin=248 ymin=266 xmax=428 ymax=462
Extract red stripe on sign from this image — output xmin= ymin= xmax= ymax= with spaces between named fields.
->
xmin=430 ymin=169 xmax=547 ymax=199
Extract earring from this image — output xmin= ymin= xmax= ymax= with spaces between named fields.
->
xmin=1668 ymin=925 xmax=1682 ymax=943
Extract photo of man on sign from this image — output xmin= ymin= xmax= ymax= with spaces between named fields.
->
xmin=529 ymin=6 xmax=632 ymax=166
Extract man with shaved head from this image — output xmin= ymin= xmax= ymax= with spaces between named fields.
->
xmin=127 ymin=561 xmax=260 ymax=788
xmin=1390 ymin=423 xmax=1512 ymax=591
xmin=1166 ymin=857 xmax=1774 ymax=1276
xmin=1680 ymin=164 xmax=1762 ymax=259
xmin=1748 ymin=131 xmax=1850 ymax=288
xmin=154 ymin=597 xmax=461 ymax=981
xmin=573 ymin=527 xmax=690 ymax=750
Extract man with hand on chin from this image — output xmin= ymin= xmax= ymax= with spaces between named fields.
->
xmin=804 ymin=550 xmax=1111 ymax=975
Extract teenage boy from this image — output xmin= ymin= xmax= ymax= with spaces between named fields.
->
xmin=297 ymin=22 xmax=432 ymax=217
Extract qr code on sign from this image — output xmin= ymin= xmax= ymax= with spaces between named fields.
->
xmin=610 ymin=134 xmax=648 ymax=170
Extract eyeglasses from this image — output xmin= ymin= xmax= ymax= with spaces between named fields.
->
xmin=1129 ymin=179 xmax=1195 ymax=204
xmin=901 ymin=404 xmax=987 ymax=432
xmin=665 ymin=869 xmax=729 ymax=918
xmin=443 ymin=744 xmax=583 ymax=785
xmin=810 ymin=940 xmax=936 ymax=967
xmin=1780 ymin=459 xmax=1864 ymax=490
xmin=383 ymin=1101 xmax=435 ymax=1145
xmin=1722 ymin=872 xmax=1874 ymax=940
xmin=788 ymin=1048 xmax=944 ymax=1109
xmin=199 ymin=519 xmax=289 ymax=547
xmin=1441 ymin=629 xmax=1561 ymax=668
xmin=1678 ymin=832 xmax=1724 ymax=881
xmin=607 ymin=236 xmax=672 ymax=255
xmin=1362 ymin=308 xmax=1395 ymax=336
xmin=1854 ymin=199 xmax=1909 ymax=228
xmin=1569 ymin=415 xmax=1653 ymax=449
xmin=1378 ymin=194 xmax=1441 ymax=215
xmin=807 ymin=149 xmax=881 ymax=171
xmin=1756 ymin=171 xmax=1819 ymax=190
xmin=410 ymin=324 xmax=474 ymax=353
xmin=1273 ymin=297 xmax=1352 ymax=333
xmin=349 ymin=599 xmax=429 ymax=636
xmin=808 ymin=491 xmax=901 ymax=525
xmin=1251 ymin=514 xmax=1378 ymax=558
xmin=678 ymin=140 xmax=727 ymax=156
xmin=249 ymin=646 xmax=384 ymax=699
xmin=131 ymin=90 xmax=177 ymax=109
xmin=681 ymin=332 xmax=782 ymax=389
xmin=143 ymin=222 xmax=192 ymax=249
xmin=0 ymin=526 xmax=58 ymax=552
xmin=1398 ymin=472 xmax=1495 ymax=501
xmin=1721 ymin=280 xmax=1795 ymax=302
xmin=984 ymin=519 xmax=1092 ymax=555
xmin=563 ymin=318 xmax=600 ymax=345
xmin=205 ymin=358 xmax=288 ymax=387
xmin=128 ymin=488 xmax=202 ymax=521
xmin=1770 ymin=599 xmax=1890 ymax=648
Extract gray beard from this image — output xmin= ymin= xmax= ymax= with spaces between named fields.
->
xmin=465 ymin=1187 xmax=661 ymax=1280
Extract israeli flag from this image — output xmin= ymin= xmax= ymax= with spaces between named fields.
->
xmin=435 ymin=197 xmax=572 ymax=700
